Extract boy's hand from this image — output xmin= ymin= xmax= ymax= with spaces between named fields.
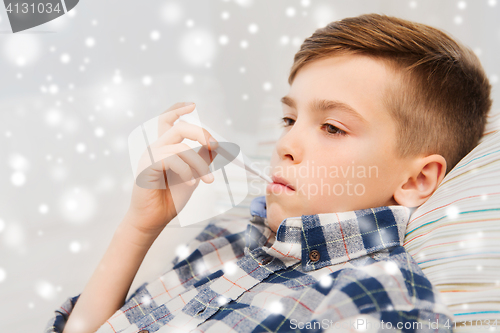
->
xmin=63 ymin=103 xmax=218 ymax=333
xmin=125 ymin=102 xmax=218 ymax=237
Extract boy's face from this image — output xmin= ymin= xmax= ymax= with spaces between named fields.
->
xmin=266 ymin=54 xmax=412 ymax=232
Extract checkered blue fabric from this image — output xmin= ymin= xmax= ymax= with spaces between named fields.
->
xmin=44 ymin=196 xmax=455 ymax=333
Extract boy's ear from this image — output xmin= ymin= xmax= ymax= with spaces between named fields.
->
xmin=393 ymin=154 xmax=447 ymax=208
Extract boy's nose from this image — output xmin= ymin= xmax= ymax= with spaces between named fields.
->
xmin=275 ymin=128 xmax=303 ymax=163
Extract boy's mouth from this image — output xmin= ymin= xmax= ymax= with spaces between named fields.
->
xmin=270 ymin=175 xmax=295 ymax=191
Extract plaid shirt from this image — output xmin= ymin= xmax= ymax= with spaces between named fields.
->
xmin=44 ymin=196 xmax=454 ymax=333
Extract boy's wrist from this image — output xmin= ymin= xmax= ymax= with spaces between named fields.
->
xmin=118 ymin=212 xmax=163 ymax=249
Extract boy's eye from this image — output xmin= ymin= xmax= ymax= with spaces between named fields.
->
xmin=281 ymin=117 xmax=295 ymax=127
xmin=280 ymin=117 xmax=346 ymax=136
xmin=322 ymin=123 xmax=347 ymax=136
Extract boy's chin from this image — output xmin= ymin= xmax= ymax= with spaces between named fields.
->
xmin=266 ymin=201 xmax=287 ymax=232
xmin=266 ymin=200 xmax=298 ymax=226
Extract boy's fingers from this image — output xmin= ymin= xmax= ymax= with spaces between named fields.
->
xmin=198 ymin=145 xmax=218 ymax=168
xmin=149 ymin=142 xmax=216 ymax=183
xmin=165 ymin=102 xmax=193 ymax=112
xmin=174 ymin=144 xmax=215 ymax=183
xmin=204 ymin=130 xmax=219 ymax=151
xmin=158 ymin=103 xmax=196 ymax=136
xmin=150 ymin=154 xmax=195 ymax=186
xmin=157 ymin=121 xmax=218 ymax=150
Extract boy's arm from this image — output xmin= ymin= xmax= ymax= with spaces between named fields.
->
xmin=61 ymin=212 xmax=162 ymax=333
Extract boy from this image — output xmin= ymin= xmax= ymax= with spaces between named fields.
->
xmin=45 ymin=13 xmax=492 ymax=333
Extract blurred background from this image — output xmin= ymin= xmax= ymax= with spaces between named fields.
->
xmin=0 ymin=0 xmax=498 ymax=332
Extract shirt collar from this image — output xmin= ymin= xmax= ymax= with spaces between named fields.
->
xmin=248 ymin=195 xmax=412 ymax=271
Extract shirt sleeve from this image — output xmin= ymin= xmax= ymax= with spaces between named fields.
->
xmin=41 ymin=221 xmax=231 ymax=333
xmin=42 ymin=282 xmax=149 ymax=333
xmin=42 ymin=294 xmax=80 ymax=333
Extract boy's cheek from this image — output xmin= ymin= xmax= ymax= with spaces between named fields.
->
xmin=309 ymin=171 xmax=387 ymax=201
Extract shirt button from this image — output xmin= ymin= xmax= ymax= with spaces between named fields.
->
xmin=309 ymin=250 xmax=320 ymax=262
xmin=138 ymin=330 xmax=149 ymax=333
xmin=261 ymin=257 xmax=273 ymax=265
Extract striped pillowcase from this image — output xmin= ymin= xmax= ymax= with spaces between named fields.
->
xmin=404 ymin=110 xmax=500 ymax=329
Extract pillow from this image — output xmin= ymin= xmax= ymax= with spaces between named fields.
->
xmin=404 ymin=110 xmax=500 ymax=330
